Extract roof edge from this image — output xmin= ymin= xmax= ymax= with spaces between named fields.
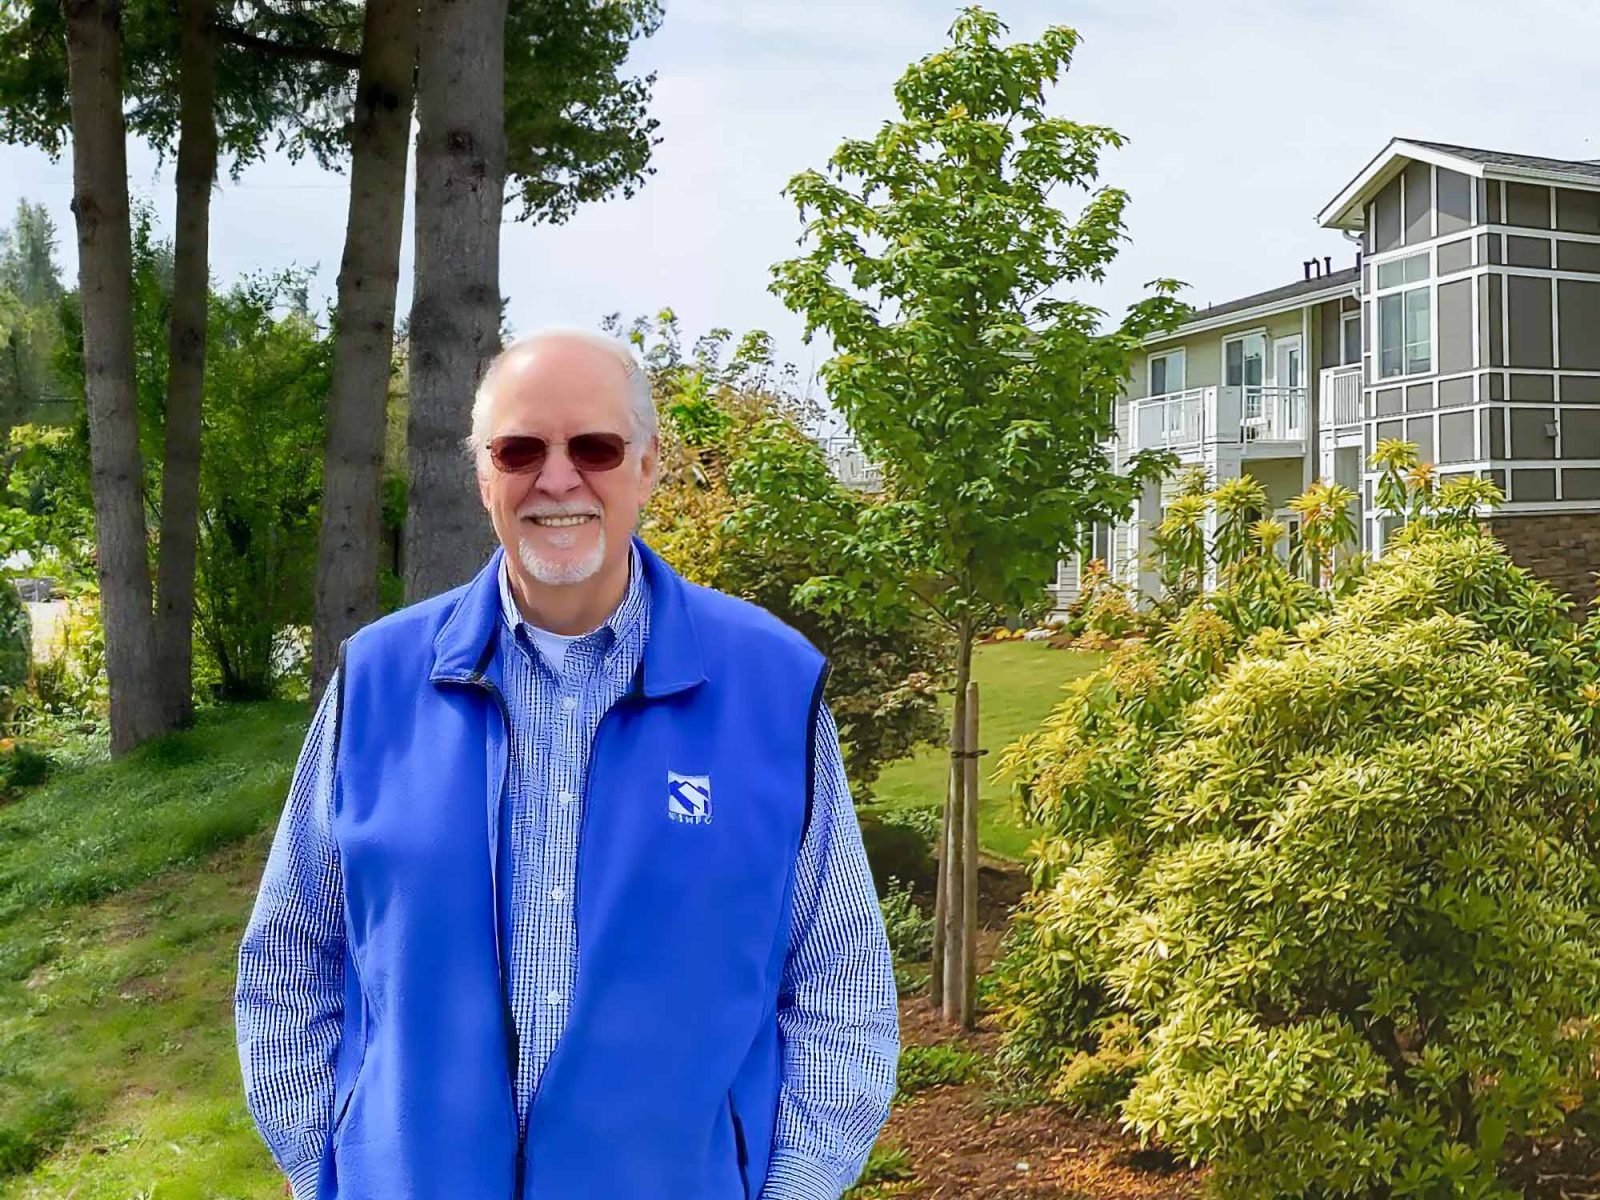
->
xmin=1145 ymin=274 xmax=1358 ymax=347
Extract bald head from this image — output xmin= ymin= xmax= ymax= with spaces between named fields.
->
xmin=468 ymin=328 xmax=654 ymax=471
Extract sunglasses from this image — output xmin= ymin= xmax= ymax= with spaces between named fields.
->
xmin=487 ymin=432 xmax=631 ymax=475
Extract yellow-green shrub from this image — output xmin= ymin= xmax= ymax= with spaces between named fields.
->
xmin=993 ymin=528 xmax=1600 ymax=1198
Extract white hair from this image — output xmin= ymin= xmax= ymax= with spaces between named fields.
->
xmin=467 ymin=327 xmax=655 ymax=471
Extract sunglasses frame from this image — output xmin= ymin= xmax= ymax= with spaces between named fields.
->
xmin=486 ymin=432 xmax=633 ymax=475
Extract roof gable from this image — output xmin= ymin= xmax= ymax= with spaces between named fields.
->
xmin=1318 ymin=137 xmax=1600 ymax=230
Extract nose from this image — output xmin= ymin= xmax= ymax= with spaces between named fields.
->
xmin=533 ymin=443 xmax=585 ymax=495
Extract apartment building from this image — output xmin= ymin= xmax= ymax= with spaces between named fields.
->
xmin=1057 ymin=138 xmax=1600 ymax=612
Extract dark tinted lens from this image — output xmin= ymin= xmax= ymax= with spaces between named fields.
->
xmin=567 ymin=432 xmax=627 ymax=472
xmin=489 ymin=435 xmax=547 ymax=474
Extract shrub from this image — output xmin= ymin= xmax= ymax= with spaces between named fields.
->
xmin=0 ymin=738 xmax=51 ymax=798
xmin=0 ymin=579 xmax=28 ymax=726
xmin=879 ymin=876 xmax=934 ymax=964
xmin=859 ymin=813 xmax=937 ymax=898
xmin=15 ymin=587 xmax=105 ymax=732
xmin=1052 ymin=1013 xmax=1146 ymax=1115
xmin=895 ymin=1042 xmax=987 ymax=1100
xmin=994 ymin=527 xmax=1600 ymax=1198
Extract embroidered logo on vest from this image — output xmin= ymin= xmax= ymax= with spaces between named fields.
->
xmin=667 ymin=771 xmax=712 ymax=824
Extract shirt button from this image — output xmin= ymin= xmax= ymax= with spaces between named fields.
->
xmin=558 ymin=790 xmax=575 ymax=805
xmin=547 ymin=989 xmax=564 ymax=1006
xmin=559 ymin=696 xmax=578 ymax=712
xmin=550 ymin=885 xmax=566 ymax=901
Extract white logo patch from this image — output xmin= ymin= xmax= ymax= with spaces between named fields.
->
xmin=667 ymin=771 xmax=712 ymax=825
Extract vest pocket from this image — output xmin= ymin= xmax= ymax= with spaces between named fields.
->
xmin=728 ymin=1091 xmax=750 ymax=1200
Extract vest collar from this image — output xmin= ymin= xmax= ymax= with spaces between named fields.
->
xmin=429 ymin=536 xmax=706 ymax=699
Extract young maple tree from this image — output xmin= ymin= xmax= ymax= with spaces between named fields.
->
xmin=769 ymin=6 xmax=1183 ymax=1025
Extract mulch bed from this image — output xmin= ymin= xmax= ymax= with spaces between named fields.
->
xmin=875 ymin=865 xmax=1205 ymax=1199
xmin=883 ymin=998 xmax=1202 ymax=1198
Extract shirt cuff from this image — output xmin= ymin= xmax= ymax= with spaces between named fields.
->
xmin=286 ymin=1152 xmax=322 ymax=1200
xmin=760 ymin=1149 xmax=844 ymax=1200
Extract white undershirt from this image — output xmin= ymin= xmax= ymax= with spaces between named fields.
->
xmin=524 ymin=622 xmax=584 ymax=676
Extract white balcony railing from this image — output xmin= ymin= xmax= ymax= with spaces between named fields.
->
xmin=1240 ymin=386 xmax=1306 ymax=442
xmin=821 ymin=436 xmax=882 ymax=490
xmin=1320 ymin=364 xmax=1363 ymax=428
xmin=1132 ymin=387 xmax=1209 ymax=452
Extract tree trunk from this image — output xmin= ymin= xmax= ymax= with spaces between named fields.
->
xmin=940 ymin=620 xmax=973 ymax=1024
xmin=62 ymin=0 xmax=164 ymax=755
xmin=404 ymin=0 xmax=506 ymax=602
xmin=960 ymin=678 xmax=979 ymax=1030
xmin=311 ymin=0 xmax=419 ymax=699
xmin=153 ymin=0 xmax=216 ymax=729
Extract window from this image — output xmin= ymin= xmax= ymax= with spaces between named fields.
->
xmin=1342 ymin=311 xmax=1362 ymax=365
xmin=1224 ymin=333 xmax=1264 ymax=388
xmin=1149 ymin=349 xmax=1185 ymax=396
xmin=1376 ymin=252 xmax=1431 ymax=379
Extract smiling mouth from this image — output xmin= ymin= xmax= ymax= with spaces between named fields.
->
xmin=523 ymin=514 xmax=598 ymax=528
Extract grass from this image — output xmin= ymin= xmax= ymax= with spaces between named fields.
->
xmin=0 ymin=701 xmax=309 ymax=1196
xmin=864 ymin=641 xmax=1102 ymax=860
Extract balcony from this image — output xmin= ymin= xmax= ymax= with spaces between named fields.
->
xmin=1241 ymin=386 xmax=1307 ymax=444
xmin=1131 ymin=386 xmax=1306 ymax=459
xmin=1132 ymin=388 xmax=1209 ymax=453
xmin=1320 ymin=364 xmax=1364 ymax=429
xmin=821 ymin=436 xmax=882 ymax=490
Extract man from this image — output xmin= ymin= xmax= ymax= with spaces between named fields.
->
xmin=235 ymin=329 xmax=899 ymax=1199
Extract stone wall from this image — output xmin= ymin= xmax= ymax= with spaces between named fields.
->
xmin=1488 ymin=512 xmax=1600 ymax=612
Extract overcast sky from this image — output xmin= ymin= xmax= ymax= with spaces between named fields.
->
xmin=2 ymin=0 xmax=1595 ymax=407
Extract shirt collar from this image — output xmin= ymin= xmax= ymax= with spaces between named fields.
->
xmin=496 ymin=542 xmax=648 ymax=669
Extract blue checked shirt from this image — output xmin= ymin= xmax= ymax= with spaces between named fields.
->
xmin=236 ymin=546 xmax=899 ymax=1199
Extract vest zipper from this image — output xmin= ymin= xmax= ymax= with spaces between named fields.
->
xmin=457 ymin=672 xmax=522 ymax=1139
xmin=520 ymin=671 xmax=641 ymax=1119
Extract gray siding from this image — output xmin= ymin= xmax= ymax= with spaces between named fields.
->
xmin=1437 ymin=278 xmax=1473 ymax=375
xmin=1404 ymin=165 xmax=1431 ymax=245
xmin=1437 ymin=168 xmax=1473 ymax=234
xmin=1506 ymin=275 xmax=1553 ymax=368
xmin=1506 ymin=235 xmax=1551 ymax=268
xmin=1507 ymin=182 xmax=1551 ymax=229
xmin=1558 ymin=279 xmax=1600 ymax=369
xmin=1510 ymin=407 xmax=1555 ymax=458
xmin=1439 ymin=410 xmax=1474 ymax=462
xmin=1555 ymin=187 xmax=1600 ymax=234
xmin=1558 ymin=241 xmax=1600 ymax=273
xmin=1437 ymin=237 xmax=1472 ymax=275
xmin=1373 ymin=175 xmax=1403 ymax=253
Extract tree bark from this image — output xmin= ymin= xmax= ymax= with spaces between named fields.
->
xmin=960 ymin=678 xmax=979 ymax=1030
xmin=311 ymin=0 xmax=419 ymax=699
xmin=940 ymin=620 xmax=973 ymax=1024
xmin=404 ymin=0 xmax=506 ymax=602
xmin=62 ymin=0 xmax=164 ymax=755
xmin=153 ymin=0 xmax=217 ymax=729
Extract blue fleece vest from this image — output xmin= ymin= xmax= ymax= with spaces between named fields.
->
xmin=317 ymin=539 xmax=827 ymax=1199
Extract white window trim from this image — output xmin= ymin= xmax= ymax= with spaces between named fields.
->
xmin=1373 ymin=251 xmax=1436 ymax=382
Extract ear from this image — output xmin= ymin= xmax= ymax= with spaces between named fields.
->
xmin=477 ymin=460 xmax=493 ymax=510
xmin=638 ymin=434 xmax=660 ymax=499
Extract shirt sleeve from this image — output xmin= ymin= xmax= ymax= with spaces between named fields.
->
xmin=761 ymin=703 xmax=900 ymax=1200
xmin=235 ymin=670 xmax=347 ymax=1200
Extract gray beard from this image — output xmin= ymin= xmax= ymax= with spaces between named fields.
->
xmin=517 ymin=526 xmax=606 ymax=585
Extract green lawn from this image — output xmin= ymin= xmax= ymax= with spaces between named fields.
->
xmin=0 ymin=701 xmax=307 ymax=1198
xmin=863 ymin=640 xmax=1103 ymax=861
